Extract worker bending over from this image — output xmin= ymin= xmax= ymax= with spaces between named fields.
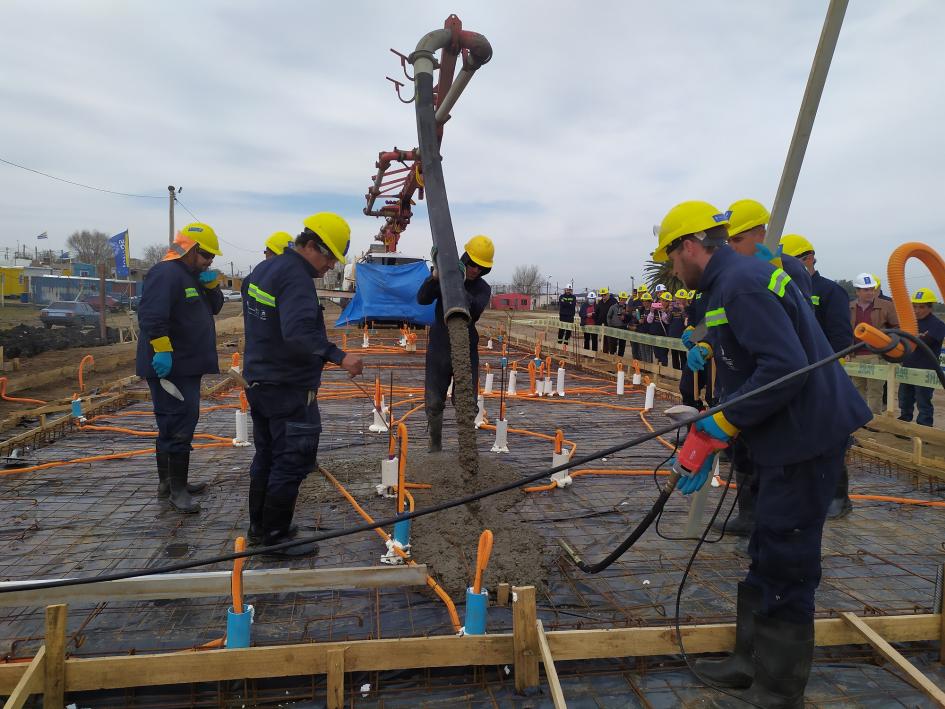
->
xmin=242 ymin=213 xmax=363 ymax=557
xmin=263 ymin=231 xmax=294 ymax=260
xmin=654 ymin=201 xmax=870 ymax=708
xmin=136 ymin=223 xmax=224 ymax=513
xmin=417 ymin=236 xmax=493 ymax=453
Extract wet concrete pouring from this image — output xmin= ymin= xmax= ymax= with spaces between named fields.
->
xmin=0 ymin=334 xmax=943 ymax=707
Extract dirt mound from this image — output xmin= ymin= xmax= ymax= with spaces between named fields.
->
xmin=0 ymin=324 xmax=120 ymax=359
xmin=320 ymin=450 xmax=548 ymax=598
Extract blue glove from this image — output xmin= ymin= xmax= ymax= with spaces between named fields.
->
xmin=754 ymin=243 xmax=783 ymax=264
xmin=675 ymin=453 xmax=716 ymax=495
xmin=686 ymin=343 xmax=711 ymax=372
xmin=152 ymin=351 xmax=173 ymax=378
xmin=695 ymin=413 xmax=735 ymax=442
xmin=681 ymin=327 xmax=695 ymax=350
xmin=198 ymin=269 xmax=218 ymax=284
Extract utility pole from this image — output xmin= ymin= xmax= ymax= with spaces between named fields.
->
xmin=168 ymin=186 xmax=176 ymax=247
xmin=99 ymin=263 xmax=107 ymax=342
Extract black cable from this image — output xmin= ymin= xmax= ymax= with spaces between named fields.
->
xmin=0 ymin=156 xmax=164 ymax=199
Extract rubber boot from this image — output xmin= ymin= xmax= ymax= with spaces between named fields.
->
xmin=427 ymin=411 xmax=443 ymax=453
xmin=825 ymin=465 xmax=852 ymax=519
xmin=262 ymin=494 xmax=317 ymax=558
xmin=166 ymin=452 xmax=200 ymax=514
xmin=693 ymin=583 xmax=762 ymax=689
xmin=157 ymin=450 xmax=206 ymax=498
xmin=247 ymin=476 xmax=267 ymax=545
xmin=715 ymin=613 xmax=814 ymax=709
xmin=713 ymin=468 xmax=754 ymax=537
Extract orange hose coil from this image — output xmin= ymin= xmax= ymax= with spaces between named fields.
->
xmin=886 ymin=242 xmax=945 ymax=336
xmin=78 ymin=354 xmax=95 ymax=393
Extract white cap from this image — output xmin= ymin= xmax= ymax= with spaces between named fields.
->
xmin=853 ymin=272 xmax=877 ymax=289
xmin=654 ymin=284 xmax=668 ymax=292
xmin=587 ymin=291 xmax=597 ymax=300
xmin=565 ymin=283 xmax=573 ymax=289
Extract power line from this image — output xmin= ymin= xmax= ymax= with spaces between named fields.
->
xmin=0 ymin=156 xmax=164 ymax=199
xmin=175 ymin=196 xmax=259 ymax=255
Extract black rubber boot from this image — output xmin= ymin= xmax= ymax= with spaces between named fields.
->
xmin=826 ymin=465 xmax=852 ymax=519
xmin=427 ymin=411 xmax=443 ymax=453
xmin=714 ymin=469 xmax=754 ymax=537
xmin=693 ymin=583 xmax=762 ymax=689
xmin=166 ymin=452 xmax=200 ymax=513
xmin=247 ymin=476 xmax=267 ymax=545
xmin=716 ymin=613 xmax=814 ymax=709
xmin=262 ymin=494 xmax=317 ymax=558
xmin=158 ymin=450 xmax=206 ymax=498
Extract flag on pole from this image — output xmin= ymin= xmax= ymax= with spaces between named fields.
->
xmin=109 ymin=230 xmax=130 ymax=277
xmin=36 ymin=232 xmax=48 ymax=240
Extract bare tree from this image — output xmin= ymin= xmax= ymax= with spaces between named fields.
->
xmin=67 ymin=230 xmax=113 ymax=265
xmin=511 ymin=264 xmax=542 ymax=295
xmin=141 ymin=243 xmax=167 ymax=269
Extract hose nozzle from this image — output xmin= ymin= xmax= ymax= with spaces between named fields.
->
xmin=854 ymin=323 xmax=910 ymax=362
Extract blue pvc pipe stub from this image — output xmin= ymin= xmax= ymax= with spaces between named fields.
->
xmin=226 ymin=606 xmax=253 ymax=648
xmin=71 ymin=399 xmax=83 ymax=418
xmin=464 ymin=587 xmax=488 ymax=635
xmin=393 ymin=515 xmax=411 ymax=547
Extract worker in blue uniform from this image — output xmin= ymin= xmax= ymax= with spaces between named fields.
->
xmin=654 ymin=201 xmax=871 ymax=708
xmin=136 ymin=223 xmax=225 ymax=514
xmin=726 ymin=199 xmax=813 ymax=300
xmin=898 ymin=288 xmax=945 ymax=426
xmin=417 ymin=235 xmax=493 ymax=453
xmin=242 ymin=213 xmax=364 ymax=557
xmin=781 ymin=233 xmax=857 ymax=518
xmin=557 ymin=283 xmax=577 ymax=345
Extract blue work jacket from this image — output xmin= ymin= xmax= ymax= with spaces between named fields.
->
xmin=811 ymin=271 xmax=853 ymax=353
xmin=136 ymin=260 xmax=223 ymax=377
xmin=242 ymin=249 xmax=346 ymax=388
xmin=698 ymin=246 xmax=870 ymax=465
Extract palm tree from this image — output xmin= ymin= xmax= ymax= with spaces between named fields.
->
xmin=641 ymin=259 xmax=683 ymax=293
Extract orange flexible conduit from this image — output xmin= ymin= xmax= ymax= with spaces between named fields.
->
xmin=77 ymin=354 xmax=94 ymax=393
xmin=886 ymin=242 xmax=945 ymax=335
xmin=0 ymin=376 xmax=46 ymax=406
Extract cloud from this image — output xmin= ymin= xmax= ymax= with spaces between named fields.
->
xmin=1 ymin=1 xmax=942 ymax=291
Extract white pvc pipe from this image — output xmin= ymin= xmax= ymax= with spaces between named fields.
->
xmin=556 ymin=367 xmax=566 ymax=397
xmin=616 ymin=370 xmax=625 ymax=396
xmin=644 ymin=383 xmax=656 ymax=411
xmin=491 ymin=419 xmax=509 ymax=453
xmin=507 ymin=370 xmax=517 ymax=396
xmin=484 ymin=371 xmax=494 ymax=394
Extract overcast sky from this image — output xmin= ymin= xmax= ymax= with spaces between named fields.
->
xmin=1 ymin=1 xmax=942 ymax=293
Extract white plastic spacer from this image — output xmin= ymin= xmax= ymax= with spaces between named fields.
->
xmin=491 ymin=419 xmax=509 ymax=453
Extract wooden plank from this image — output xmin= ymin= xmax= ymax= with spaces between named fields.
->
xmin=840 ymin=612 xmax=945 ymax=707
xmin=2 ymin=645 xmax=44 ymax=709
xmin=0 ymin=614 xmax=937 ymax=693
xmin=326 ymin=648 xmax=345 ymax=709
xmin=44 ymin=604 xmax=66 ymax=708
xmin=512 ymin=586 xmax=539 ymax=693
xmin=866 ymin=415 xmax=945 ymax=448
xmin=535 ymin=620 xmax=566 ymax=709
xmin=496 ymin=582 xmax=510 ymax=607
xmin=0 ymin=565 xmax=429 ymax=607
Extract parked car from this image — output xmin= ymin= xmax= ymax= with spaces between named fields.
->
xmin=40 ymin=301 xmax=99 ymax=328
xmin=221 ymin=289 xmax=242 ymax=302
xmin=129 ymin=295 xmax=140 ymax=311
xmin=81 ymin=294 xmax=122 ymax=312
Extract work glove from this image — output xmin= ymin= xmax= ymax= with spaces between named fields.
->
xmin=430 ymin=245 xmax=438 ymax=263
xmin=681 ymin=326 xmax=695 ymax=350
xmin=686 ymin=342 xmax=712 ymax=372
xmin=152 ymin=351 xmax=173 ymax=378
xmin=458 ymin=259 xmax=467 ymax=280
xmin=696 ymin=412 xmax=739 ymax=442
xmin=754 ymin=243 xmax=783 ymax=266
xmin=676 ymin=453 xmax=715 ymax=495
xmin=199 ymin=269 xmax=220 ymax=287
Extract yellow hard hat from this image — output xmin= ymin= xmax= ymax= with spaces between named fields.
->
xmin=727 ymin=199 xmax=770 ymax=238
xmin=264 ymin=231 xmax=294 ymax=256
xmin=181 ymin=222 xmax=223 ymax=256
xmin=654 ymin=201 xmax=730 ymax=262
xmin=618 ymin=291 xmax=628 ymax=299
xmin=640 ymin=292 xmax=653 ymax=302
xmin=464 ymin=235 xmax=494 ymax=268
xmin=303 ymin=212 xmax=351 ymax=262
xmin=911 ymin=288 xmax=938 ymax=304
xmin=675 ymin=288 xmax=690 ymax=299
xmin=779 ymin=234 xmax=815 ymax=258
xmin=638 ymin=283 xmax=650 ymax=291
xmin=599 ymin=287 xmax=609 ymax=296
xmin=660 ymin=291 xmax=673 ymax=302
xmin=871 ymin=273 xmax=882 ymax=289
xmin=688 ymin=290 xmax=697 ymax=299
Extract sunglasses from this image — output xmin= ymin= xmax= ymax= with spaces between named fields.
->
xmin=196 ymin=247 xmax=215 ymax=260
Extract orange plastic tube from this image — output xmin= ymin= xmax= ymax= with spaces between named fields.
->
xmin=854 ymin=323 xmax=906 ymax=360
xmin=472 ymin=530 xmax=494 ymax=594
xmin=886 ymin=242 xmax=945 ymax=336
xmin=78 ymin=354 xmax=94 ymax=393
xmin=0 ymin=377 xmax=46 ymax=406
xmin=232 ymin=536 xmax=246 ymax=614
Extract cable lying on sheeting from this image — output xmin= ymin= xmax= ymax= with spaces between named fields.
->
xmin=3 ymin=332 xmax=943 ymax=595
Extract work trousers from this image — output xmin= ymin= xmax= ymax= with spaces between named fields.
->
xmin=898 ymin=383 xmax=934 ymax=426
xmin=744 ymin=448 xmax=844 ymax=624
xmin=424 ymin=345 xmax=479 ymax=424
xmin=247 ymin=384 xmax=322 ymax=500
xmin=147 ymin=376 xmax=202 ymax=455
xmin=671 ymin=349 xmax=684 ymax=370
xmin=653 ymin=346 xmax=668 ymax=366
xmin=557 ymin=319 xmax=572 ymax=344
xmin=583 ymin=332 xmax=598 ymax=352
xmin=852 ymin=354 xmax=884 ymax=414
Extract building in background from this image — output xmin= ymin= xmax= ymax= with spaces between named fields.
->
xmin=490 ymin=292 xmax=532 ymax=311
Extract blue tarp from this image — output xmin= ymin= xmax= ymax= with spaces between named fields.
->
xmin=336 ymin=261 xmax=435 ymax=327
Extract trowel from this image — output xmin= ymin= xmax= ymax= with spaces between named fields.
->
xmin=160 ymin=378 xmax=185 ymax=401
